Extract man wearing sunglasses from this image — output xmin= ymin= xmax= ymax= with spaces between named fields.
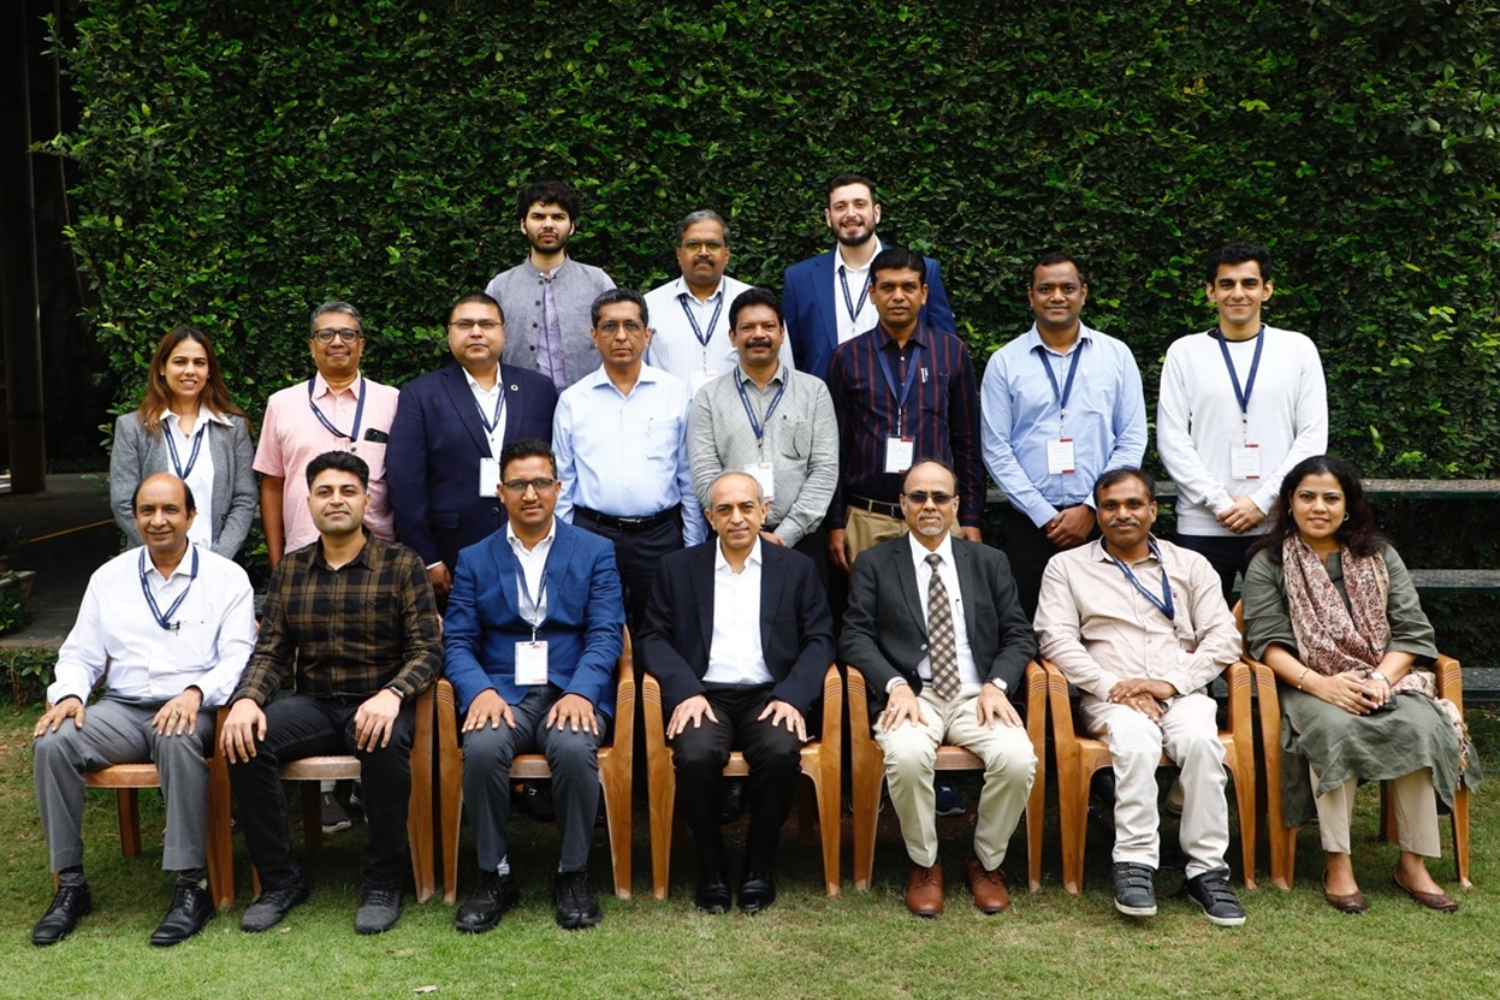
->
xmin=443 ymin=438 xmax=626 ymax=932
xmin=841 ymin=460 xmax=1037 ymax=917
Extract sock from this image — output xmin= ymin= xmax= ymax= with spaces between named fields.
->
xmin=176 ymin=867 xmax=208 ymax=888
xmin=496 ymin=856 xmax=510 ymax=877
xmin=58 ymin=864 xmax=86 ymax=885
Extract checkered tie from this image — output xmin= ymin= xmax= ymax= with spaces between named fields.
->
xmin=925 ymin=553 xmax=960 ymax=699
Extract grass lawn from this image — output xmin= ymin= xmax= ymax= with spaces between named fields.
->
xmin=1 ymin=705 xmax=1495 ymax=1000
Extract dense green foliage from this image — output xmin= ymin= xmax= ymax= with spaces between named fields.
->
xmin=48 ymin=0 xmax=1500 ymax=476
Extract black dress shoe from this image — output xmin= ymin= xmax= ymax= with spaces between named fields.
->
xmin=738 ymin=870 xmax=776 ymax=915
xmin=150 ymin=877 xmax=215 ymax=946
xmin=32 ymin=879 xmax=92 ymax=946
xmin=454 ymin=871 xmax=521 ymax=933
xmin=354 ymin=884 xmax=403 ymax=935
xmin=553 ymin=869 xmax=602 ymax=929
xmin=240 ymin=880 xmax=309 ymax=933
xmin=694 ymin=870 xmax=731 ymax=914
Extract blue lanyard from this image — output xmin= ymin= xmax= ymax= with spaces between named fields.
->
xmin=839 ymin=266 xmax=871 ymax=325
xmin=1038 ymin=344 xmax=1083 ymax=416
xmin=677 ymin=292 xmax=724 ymax=350
xmin=875 ymin=339 xmax=920 ymax=418
xmin=139 ymin=547 xmax=199 ymax=631
xmin=307 ymin=377 xmax=366 ymax=447
xmin=516 ymin=549 xmax=552 ymax=633
xmin=163 ymin=420 xmax=207 ymax=481
xmin=734 ymin=372 xmax=787 ymax=445
xmin=475 ymin=387 xmax=505 ymax=437
xmin=1212 ymin=325 xmax=1264 ymax=417
xmin=1106 ymin=540 xmax=1175 ymax=622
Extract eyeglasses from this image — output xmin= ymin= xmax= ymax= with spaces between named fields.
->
xmin=450 ymin=319 xmax=503 ymax=332
xmin=597 ymin=320 xmax=646 ymax=336
xmin=904 ymin=491 xmax=954 ymax=506
xmin=502 ymin=477 xmax=558 ymax=493
xmin=312 ymin=328 xmax=364 ymax=344
xmin=681 ymin=240 xmax=725 ymax=253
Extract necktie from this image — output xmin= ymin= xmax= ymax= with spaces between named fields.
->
xmin=925 ymin=553 xmax=960 ymax=699
xmin=538 ymin=272 xmax=567 ymax=391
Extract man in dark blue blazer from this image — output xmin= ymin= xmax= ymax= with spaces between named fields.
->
xmin=781 ymin=173 xmax=956 ymax=381
xmin=638 ymin=470 xmax=835 ymax=914
xmin=443 ymin=438 xmax=625 ymax=932
xmin=388 ymin=292 xmax=558 ymax=603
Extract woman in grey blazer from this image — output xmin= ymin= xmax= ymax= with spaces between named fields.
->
xmin=109 ymin=326 xmax=257 ymax=557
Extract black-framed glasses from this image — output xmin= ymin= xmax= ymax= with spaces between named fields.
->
xmin=312 ymin=328 xmax=364 ymax=344
xmin=502 ymin=477 xmax=558 ymax=493
xmin=904 ymin=490 xmax=954 ymax=506
xmin=450 ymin=319 xmax=503 ymax=332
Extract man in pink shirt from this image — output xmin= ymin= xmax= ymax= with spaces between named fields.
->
xmin=255 ymin=301 xmax=401 ymax=569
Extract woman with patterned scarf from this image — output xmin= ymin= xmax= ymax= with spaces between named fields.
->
xmin=1242 ymin=455 xmax=1479 ymax=914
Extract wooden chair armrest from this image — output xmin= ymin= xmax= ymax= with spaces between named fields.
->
xmin=1223 ymin=660 xmax=1253 ymax=737
xmin=641 ymin=672 xmax=667 ymax=757
xmin=1041 ymin=658 xmax=1078 ymax=743
xmin=612 ymin=629 xmax=636 ymax=754
xmin=1434 ymin=653 xmax=1463 ymax=713
xmin=1023 ymin=660 xmax=1046 ymax=729
xmin=820 ymin=665 xmax=843 ymax=747
xmin=845 ymin=666 xmax=872 ymax=749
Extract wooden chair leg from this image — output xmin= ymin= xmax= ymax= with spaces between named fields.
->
xmin=117 ymin=789 xmax=142 ymax=857
xmin=796 ymin=781 xmax=816 ymax=847
xmin=1229 ymin=736 xmax=1257 ymax=891
xmin=815 ymin=768 xmax=841 ymax=898
xmin=302 ymin=783 xmax=324 ymax=852
xmin=1380 ymin=780 xmax=1399 ymax=844
xmin=207 ymin=752 xmax=235 ymax=910
xmin=600 ymin=765 xmax=633 ymax=900
xmin=647 ymin=754 xmax=676 ymax=901
xmin=1452 ymin=784 xmax=1471 ymax=888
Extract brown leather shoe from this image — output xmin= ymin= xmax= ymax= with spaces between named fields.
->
xmin=1394 ymin=871 xmax=1459 ymax=913
xmin=905 ymin=863 xmax=944 ymax=917
xmin=965 ymin=858 xmax=1010 ymax=914
xmin=1321 ymin=870 xmax=1367 ymax=915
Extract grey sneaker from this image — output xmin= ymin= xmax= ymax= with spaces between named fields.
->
xmin=354 ymin=884 xmax=402 ymax=935
xmin=1112 ymin=862 xmax=1157 ymax=917
xmin=1184 ymin=868 xmax=1246 ymax=927
xmin=241 ymin=881 xmax=309 ymax=933
xmin=320 ymin=791 xmax=353 ymax=834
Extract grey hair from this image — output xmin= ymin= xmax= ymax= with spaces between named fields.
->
xmin=708 ymin=469 xmax=763 ymax=504
xmin=310 ymin=300 xmax=363 ymax=335
xmin=676 ymin=210 xmax=730 ymax=247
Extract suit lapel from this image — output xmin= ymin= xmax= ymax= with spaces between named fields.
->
xmin=813 ymin=252 xmax=840 ymax=358
xmin=892 ymin=541 xmax=927 ymax=639
xmin=758 ymin=546 xmax=780 ymax=656
xmin=441 ymin=364 xmax=492 ymax=454
xmin=540 ymin=524 xmax=575 ymax=621
xmin=952 ymin=541 xmax=982 ymax=651
xmin=488 ymin=533 xmax=520 ymax=619
xmin=497 ymin=364 xmax=521 ymax=446
xmin=691 ymin=544 xmax=717 ymax=656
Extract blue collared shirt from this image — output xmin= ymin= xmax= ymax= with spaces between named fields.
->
xmin=553 ymin=363 xmax=706 ymax=546
xmin=979 ymin=323 xmax=1147 ymax=527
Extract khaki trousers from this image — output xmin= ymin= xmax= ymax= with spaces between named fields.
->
xmin=875 ymin=683 xmax=1036 ymax=870
xmin=1310 ymin=767 xmax=1440 ymax=857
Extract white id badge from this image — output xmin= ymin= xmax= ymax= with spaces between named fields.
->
xmin=515 ymin=641 xmax=549 ymax=686
xmin=744 ymin=461 xmax=776 ymax=502
xmin=1231 ymin=444 xmax=1262 ymax=480
xmin=884 ymin=437 xmax=914 ymax=474
xmin=690 ymin=370 xmax=717 ymax=394
xmin=479 ymin=458 xmax=502 ymax=496
xmin=1047 ymin=438 xmax=1076 ymax=475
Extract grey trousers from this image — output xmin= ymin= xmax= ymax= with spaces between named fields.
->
xmin=461 ymin=686 xmax=607 ymax=874
xmin=33 ymin=697 xmax=215 ymax=872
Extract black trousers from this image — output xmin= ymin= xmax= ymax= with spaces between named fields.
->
xmin=1174 ymin=533 xmax=1257 ymax=604
xmin=228 ymin=694 xmax=415 ymax=890
xmin=997 ymin=504 xmax=1097 ymax=619
xmin=572 ymin=510 xmax=684 ymax=631
xmin=670 ymin=684 xmax=806 ymax=877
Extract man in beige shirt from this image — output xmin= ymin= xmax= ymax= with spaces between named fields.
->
xmin=1034 ymin=468 xmax=1245 ymax=926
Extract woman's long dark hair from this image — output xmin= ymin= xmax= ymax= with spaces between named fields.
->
xmin=136 ymin=325 xmax=246 ymax=434
xmin=1246 ymin=455 xmax=1386 ymax=564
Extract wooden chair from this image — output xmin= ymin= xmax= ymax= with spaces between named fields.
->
xmin=1237 ymin=605 xmax=1472 ymax=889
xmin=846 ymin=662 xmax=1048 ymax=893
xmin=435 ymin=631 xmax=636 ymax=904
xmin=63 ymin=706 xmax=235 ymax=911
xmin=642 ymin=665 xmax=842 ymax=899
xmin=238 ymin=684 xmax=440 ymax=903
xmin=1044 ymin=657 xmax=1257 ymax=893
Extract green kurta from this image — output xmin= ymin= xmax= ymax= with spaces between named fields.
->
xmin=1242 ymin=544 xmax=1480 ymax=829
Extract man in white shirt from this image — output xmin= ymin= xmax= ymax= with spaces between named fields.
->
xmin=553 ymin=288 xmax=705 ymax=626
xmin=638 ymin=471 xmax=834 ymax=914
xmin=31 ymin=473 xmax=255 ymax=946
xmin=1157 ymin=242 xmax=1328 ymax=599
xmin=644 ymin=210 xmax=792 ymax=390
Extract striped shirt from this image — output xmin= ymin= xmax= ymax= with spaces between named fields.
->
xmin=826 ymin=324 xmax=984 ymax=529
xmin=231 ymin=532 xmax=441 ymax=705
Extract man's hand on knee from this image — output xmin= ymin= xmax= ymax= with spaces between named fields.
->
xmin=35 ymin=697 xmax=85 ymax=738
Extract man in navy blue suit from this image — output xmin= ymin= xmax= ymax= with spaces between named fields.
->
xmin=387 ymin=292 xmax=558 ymax=603
xmin=443 ymin=438 xmax=625 ymax=932
xmin=781 ymin=173 xmax=956 ymax=381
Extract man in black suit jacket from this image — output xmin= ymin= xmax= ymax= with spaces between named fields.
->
xmin=841 ymin=459 xmax=1037 ymax=917
xmin=639 ymin=471 xmax=835 ymax=914
xmin=387 ymin=292 xmax=558 ymax=602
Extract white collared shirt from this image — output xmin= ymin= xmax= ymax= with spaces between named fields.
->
xmin=833 ymin=238 xmax=884 ymax=344
xmin=48 ymin=543 xmax=256 ymax=707
xmin=162 ymin=408 xmax=230 ymax=549
xmin=463 ymin=367 xmax=508 ymax=460
xmin=506 ymin=519 xmax=556 ymax=626
xmin=704 ymin=538 xmax=773 ymax=686
xmin=907 ymin=532 xmax=980 ymax=687
xmin=644 ymin=274 xmax=796 ymax=386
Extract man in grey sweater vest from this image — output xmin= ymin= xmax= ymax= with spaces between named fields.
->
xmin=486 ymin=180 xmax=616 ymax=392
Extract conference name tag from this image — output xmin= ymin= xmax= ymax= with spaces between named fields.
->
xmin=744 ymin=461 xmax=776 ymax=502
xmin=479 ymin=458 xmax=502 ymax=496
xmin=1230 ymin=444 xmax=1261 ymax=480
xmin=884 ymin=437 xmax=914 ymax=475
xmin=515 ymin=641 xmax=549 ymax=686
xmin=1047 ymin=438 xmax=1076 ymax=475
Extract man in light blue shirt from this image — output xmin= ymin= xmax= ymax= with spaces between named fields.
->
xmin=553 ymin=288 xmax=705 ymax=626
xmin=980 ymin=252 xmax=1146 ymax=616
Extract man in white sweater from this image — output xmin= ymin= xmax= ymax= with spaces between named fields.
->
xmin=1157 ymin=242 xmax=1328 ymax=599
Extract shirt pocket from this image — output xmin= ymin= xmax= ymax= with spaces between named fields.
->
xmin=774 ymin=418 xmax=814 ymax=461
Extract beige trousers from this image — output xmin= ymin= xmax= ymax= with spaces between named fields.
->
xmin=1309 ymin=766 xmax=1441 ymax=857
xmin=875 ymin=683 xmax=1036 ymax=870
